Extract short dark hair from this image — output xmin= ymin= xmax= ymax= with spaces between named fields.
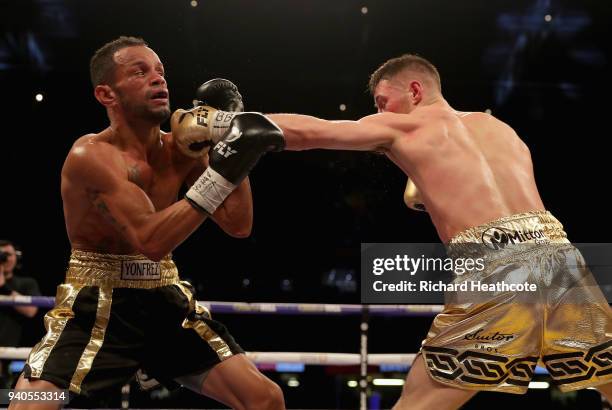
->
xmin=90 ymin=36 xmax=148 ymax=87
xmin=368 ymin=54 xmax=441 ymax=95
xmin=0 ymin=240 xmax=14 ymax=248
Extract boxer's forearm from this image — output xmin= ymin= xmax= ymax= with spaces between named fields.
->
xmin=140 ymin=200 xmax=206 ymax=245
xmin=99 ymin=198 xmax=207 ymax=262
xmin=212 ymin=177 xmax=253 ymax=238
xmin=267 ymin=114 xmax=330 ymax=150
xmin=267 ymin=113 xmax=395 ymax=152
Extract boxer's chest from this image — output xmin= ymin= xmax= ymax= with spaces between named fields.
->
xmin=123 ymin=156 xmax=190 ymax=211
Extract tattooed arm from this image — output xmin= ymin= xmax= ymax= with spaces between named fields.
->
xmin=62 ymin=139 xmax=207 ymax=261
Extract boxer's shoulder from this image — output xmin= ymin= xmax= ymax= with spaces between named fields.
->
xmin=63 ymin=132 xmax=125 ymax=183
xmin=70 ymin=130 xmax=120 ymax=157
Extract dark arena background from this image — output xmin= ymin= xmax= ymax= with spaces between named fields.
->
xmin=2 ymin=0 xmax=611 ymax=409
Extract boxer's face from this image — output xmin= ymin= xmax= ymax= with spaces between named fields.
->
xmin=0 ymin=244 xmax=17 ymax=273
xmin=373 ymin=78 xmax=414 ymax=114
xmin=111 ymin=46 xmax=170 ymax=123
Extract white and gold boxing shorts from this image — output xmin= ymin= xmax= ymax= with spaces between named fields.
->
xmin=421 ymin=210 xmax=612 ymax=394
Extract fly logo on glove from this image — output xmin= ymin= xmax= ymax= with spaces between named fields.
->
xmin=196 ymin=107 xmax=211 ymax=127
xmin=213 ymin=141 xmax=238 ymax=158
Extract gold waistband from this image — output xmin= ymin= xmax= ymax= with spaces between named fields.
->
xmin=446 ymin=210 xmax=571 ymax=266
xmin=449 ymin=210 xmax=568 ymax=244
xmin=65 ymin=249 xmax=180 ymax=289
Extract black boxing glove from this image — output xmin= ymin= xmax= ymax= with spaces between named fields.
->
xmin=185 ymin=113 xmax=285 ymax=214
xmin=209 ymin=113 xmax=285 ymax=183
xmin=196 ymin=78 xmax=244 ymax=112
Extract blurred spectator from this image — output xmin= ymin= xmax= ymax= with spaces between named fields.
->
xmin=0 ymin=239 xmax=41 ymax=387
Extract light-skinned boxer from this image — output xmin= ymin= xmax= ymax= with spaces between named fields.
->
xmin=185 ymin=54 xmax=612 ymax=410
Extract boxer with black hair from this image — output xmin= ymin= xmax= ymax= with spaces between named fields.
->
xmin=11 ymin=36 xmax=285 ymax=410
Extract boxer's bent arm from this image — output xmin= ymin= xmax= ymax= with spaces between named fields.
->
xmin=210 ymin=178 xmax=253 ymax=238
xmin=64 ymin=145 xmax=207 ymax=261
xmin=185 ymin=160 xmax=253 ymax=238
xmin=267 ymin=113 xmax=408 ymax=151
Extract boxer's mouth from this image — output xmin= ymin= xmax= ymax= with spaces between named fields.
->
xmin=150 ymin=90 xmax=169 ymax=101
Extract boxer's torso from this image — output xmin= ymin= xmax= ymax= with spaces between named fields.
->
xmin=386 ymin=105 xmax=545 ymax=241
xmin=62 ymin=128 xmax=203 ymax=254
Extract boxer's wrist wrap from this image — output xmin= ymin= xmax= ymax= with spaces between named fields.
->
xmin=185 ymin=167 xmax=236 ymax=215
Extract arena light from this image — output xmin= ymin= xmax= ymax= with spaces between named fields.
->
xmin=361 ymin=7 xmax=368 ymax=15
xmin=190 ymin=0 xmax=198 ymax=7
xmin=275 ymin=362 xmax=305 ymax=373
xmin=528 ymin=381 xmax=549 ymax=389
xmin=35 ymin=93 xmax=44 ymax=102
xmin=347 ymin=380 xmax=358 ymax=388
xmin=534 ymin=366 xmax=548 ymax=374
xmin=287 ymin=377 xmax=300 ymax=387
xmin=379 ymin=364 xmax=409 ymax=372
xmin=373 ymin=378 xmax=404 ymax=386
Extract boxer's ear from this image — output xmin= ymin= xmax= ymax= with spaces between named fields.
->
xmin=95 ymin=84 xmax=117 ymax=107
xmin=408 ymin=81 xmax=423 ymax=105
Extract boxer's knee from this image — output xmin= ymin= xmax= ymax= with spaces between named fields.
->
xmin=393 ymin=356 xmax=475 ymax=410
xmin=13 ymin=373 xmax=61 ymax=391
xmin=597 ymin=381 xmax=612 ymax=403
xmin=246 ymin=376 xmax=284 ymax=410
xmin=9 ymin=374 xmax=63 ymax=410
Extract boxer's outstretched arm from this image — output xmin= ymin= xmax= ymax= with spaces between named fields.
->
xmin=267 ymin=112 xmax=413 ymax=152
xmin=63 ymin=143 xmax=207 ymax=261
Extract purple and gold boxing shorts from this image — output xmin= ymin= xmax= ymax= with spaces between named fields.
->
xmin=24 ymin=250 xmax=243 ymax=396
xmin=421 ymin=210 xmax=612 ymax=394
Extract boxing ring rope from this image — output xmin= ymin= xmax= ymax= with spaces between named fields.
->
xmin=0 ymin=347 xmax=415 ymax=409
xmin=0 ymin=295 xmax=440 ymax=409
xmin=0 ymin=347 xmax=416 ymax=366
xmin=0 ymin=295 xmax=444 ymax=316
xmin=0 ymin=295 xmax=579 ymax=409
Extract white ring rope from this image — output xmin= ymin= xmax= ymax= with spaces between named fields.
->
xmin=0 ymin=347 xmax=415 ymax=365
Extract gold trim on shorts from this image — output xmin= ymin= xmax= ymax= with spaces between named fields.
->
xmin=69 ymin=286 xmax=113 ymax=394
xmin=65 ymin=249 xmax=180 ymax=289
xmin=175 ymin=281 xmax=234 ymax=361
xmin=543 ymin=339 xmax=612 ymax=391
xmin=27 ymin=284 xmax=85 ymax=378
